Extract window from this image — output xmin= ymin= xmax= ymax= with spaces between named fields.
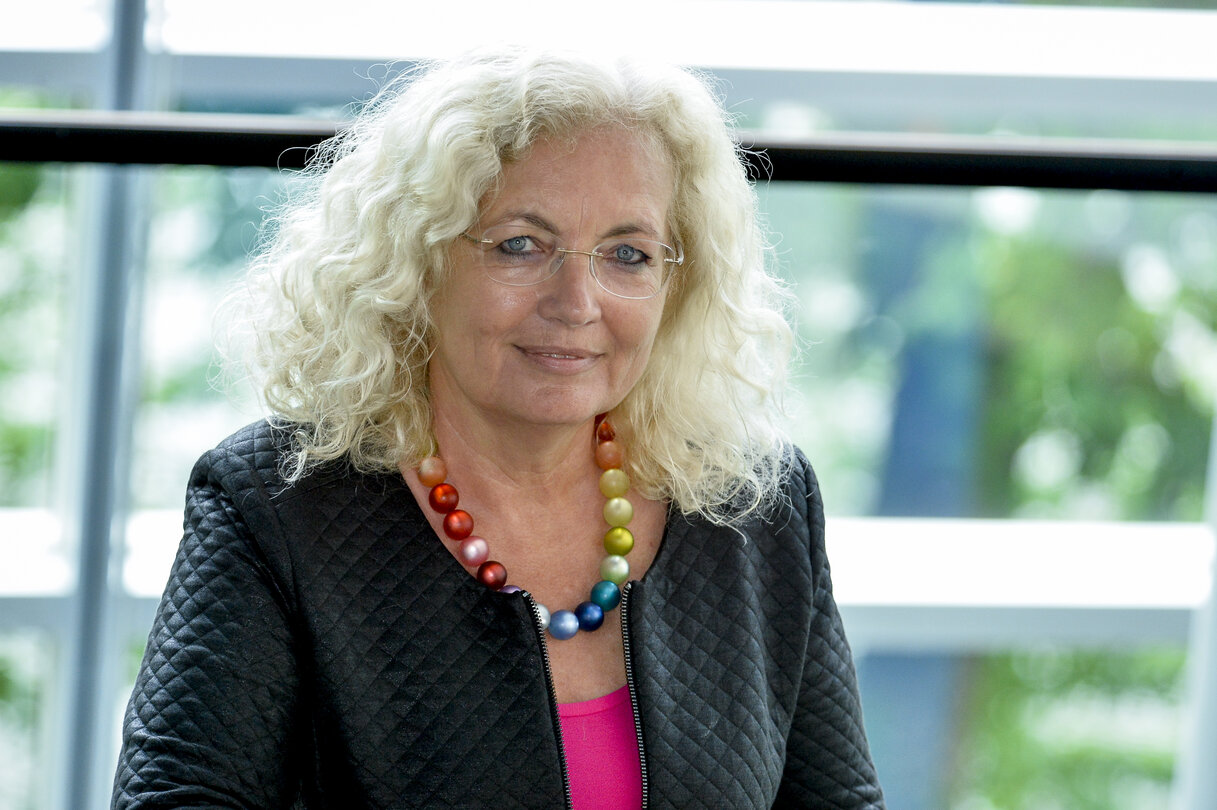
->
xmin=3 ymin=2 xmax=1215 ymax=808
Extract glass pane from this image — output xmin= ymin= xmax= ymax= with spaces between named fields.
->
xmin=760 ymin=182 xmax=1216 ymax=520
xmin=0 ymin=632 xmax=54 ymax=810
xmin=0 ymin=0 xmax=109 ymax=52
xmin=0 ymin=162 xmax=69 ymax=511
xmin=858 ymin=646 xmax=1186 ymax=810
xmin=124 ymin=165 xmax=279 ymax=596
xmin=953 ymin=647 xmax=1184 ymax=810
xmin=0 ymin=158 xmax=74 ymax=600
xmin=0 ymin=156 xmax=77 ymax=807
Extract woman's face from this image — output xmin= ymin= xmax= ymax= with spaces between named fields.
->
xmin=429 ymin=126 xmax=674 ymax=434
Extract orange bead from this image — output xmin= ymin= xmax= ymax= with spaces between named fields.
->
xmin=428 ymin=483 xmax=458 ymax=513
xmin=596 ymin=419 xmax=615 ymax=442
xmin=418 ymin=456 xmax=447 ymax=487
xmin=595 ymin=440 xmax=623 ymax=470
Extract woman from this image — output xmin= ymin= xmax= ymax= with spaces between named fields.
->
xmin=114 ymin=47 xmax=885 ymax=809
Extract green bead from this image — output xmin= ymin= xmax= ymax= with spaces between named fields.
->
xmin=603 ymin=496 xmax=633 ymax=527
xmin=603 ymin=526 xmax=635 ymax=556
xmin=601 ymin=554 xmax=630 ymax=584
xmin=599 ymin=468 xmax=630 ymax=498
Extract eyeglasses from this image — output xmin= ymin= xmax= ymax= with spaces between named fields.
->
xmin=460 ymin=225 xmax=683 ymax=300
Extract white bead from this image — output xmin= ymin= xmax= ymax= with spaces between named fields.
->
xmin=600 ymin=555 xmax=630 ymax=585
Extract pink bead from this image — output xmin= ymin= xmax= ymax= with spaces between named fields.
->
xmin=458 ymin=536 xmax=489 ymax=566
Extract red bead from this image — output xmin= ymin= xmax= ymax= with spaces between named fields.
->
xmin=418 ymin=456 xmax=447 ymax=487
xmin=477 ymin=561 xmax=507 ymax=589
xmin=443 ymin=509 xmax=473 ymax=540
xmin=596 ymin=419 xmax=615 ymax=442
xmin=595 ymin=440 xmax=623 ymax=470
xmin=428 ymin=483 xmax=458 ymax=513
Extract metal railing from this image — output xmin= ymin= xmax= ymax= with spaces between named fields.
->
xmin=4 ymin=109 xmax=1217 ymax=191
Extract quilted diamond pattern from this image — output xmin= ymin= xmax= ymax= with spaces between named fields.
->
xmin=630 ymin=455 xmax=883 ymax=809
xmin=113 ymin=420 xmax=884 ymax=808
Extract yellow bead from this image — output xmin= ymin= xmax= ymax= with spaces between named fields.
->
xmin=599 ymin=468 xmax=629 ymax=498
xmin=603 ymin=526 xmax=634 ymax=556
xmin=603 ymin=496 xmax=633 ymax=527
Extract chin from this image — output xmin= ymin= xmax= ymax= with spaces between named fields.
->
xmin=511 ymin=392 xmax=609 ymax=427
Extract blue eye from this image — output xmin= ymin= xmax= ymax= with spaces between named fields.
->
xmin=611 ymin=244 xmax=647 ymax=264
xmin=502 ymin=235 xmax=532 ymax=253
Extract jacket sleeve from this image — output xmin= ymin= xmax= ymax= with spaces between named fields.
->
xmin=775 ymin=453 xmax=885 ymax=809
xmin=113 ymin=447 xmax=300 ymax=810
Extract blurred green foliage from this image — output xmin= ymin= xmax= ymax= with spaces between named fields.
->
xmin=0 ymin=634 xmax=47 ymax=810
xmin=951 ymin=649 xmax=1185 ymax=810
xmin=978 ymin=231 xmax=1213 ymax=520
xmin=0 ymin=89 xmax=64 ymax=507
xmin=0 ymin=160 xmax=55 ymax=507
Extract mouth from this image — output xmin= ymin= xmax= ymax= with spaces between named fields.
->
xmin=516 ymin=345 xmax=600 ymax=369
xmin=533 ymin=351 xmax=584 ymax=360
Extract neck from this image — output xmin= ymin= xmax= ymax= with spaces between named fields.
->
xmin=423 ymin=396 xmax=604 ymax=507
xmin=449 ymin=411 xmax=592 ymax=470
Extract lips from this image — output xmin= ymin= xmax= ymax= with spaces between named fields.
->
xmin=516 ymin=344 xmax=601 ymax=370
xmin=519 ymin=344 xmax=596 ymax=358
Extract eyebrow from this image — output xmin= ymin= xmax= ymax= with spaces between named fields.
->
xmin=487 ymin=212 xmax=663 ymax=241
xmin=487 ymin=211 xmax=560 ymax=234
xmin=601 ymin=221 xmax=663 ymax=240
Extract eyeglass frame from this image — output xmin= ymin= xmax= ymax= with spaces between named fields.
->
xmin=458 ymin=229 xmax=684 ymax=301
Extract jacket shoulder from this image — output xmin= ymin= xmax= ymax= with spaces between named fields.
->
xmin=202 ymin=418 xmax=293 ymax=480
xmin=758 ymin=444 xmax=823 ymax=535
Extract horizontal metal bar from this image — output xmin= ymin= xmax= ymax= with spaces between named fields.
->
xmin=746 ymin=131 xmax=1217 ymax=193
xmin=0 ymin=110 xmax=338 ymax=169
xmin=2 ymin=110 xmax=1217 ymax=191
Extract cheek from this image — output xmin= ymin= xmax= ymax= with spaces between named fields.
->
xmin=616 ymin=304 xmax=665 ymax=363
xmin=437 ymin=275 xmax=535 ymax=339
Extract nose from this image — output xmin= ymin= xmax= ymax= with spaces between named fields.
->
xmin=536 ymin=249 xmax=601 ymax=326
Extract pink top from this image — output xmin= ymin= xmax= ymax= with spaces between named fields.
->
xmin=557 ymin=686 xmax=643 ymax=809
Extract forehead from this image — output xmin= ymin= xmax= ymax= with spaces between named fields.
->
xmin=481 ymin=127 xmax=675 ymax=234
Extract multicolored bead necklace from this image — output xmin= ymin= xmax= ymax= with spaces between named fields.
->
xmin=417 ymin=418 xmax=635 ymax=641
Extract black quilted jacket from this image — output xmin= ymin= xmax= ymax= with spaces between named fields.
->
xmin=114 ymin=420 xmax=884 ymax=809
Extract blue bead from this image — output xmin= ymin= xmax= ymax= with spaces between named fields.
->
xmin=575 ymin=601 xmax=605 ymax=632
xmin=548 ymin=610 xmax=579 ymax=640
xmin=590 ymin=580 xmax=620 ymax=611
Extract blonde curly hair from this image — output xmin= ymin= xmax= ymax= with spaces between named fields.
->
xmin=225 ymin=46 xmax=794 ymax=524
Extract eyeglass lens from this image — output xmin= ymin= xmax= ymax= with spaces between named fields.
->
xmin=473 ymin=225 xmax=674 ymax=299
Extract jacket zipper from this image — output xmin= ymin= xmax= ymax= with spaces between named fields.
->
xmin=620 ymin=581 xmax=650 ymax=809
xmin=524 ymin=592 xmax=574 ymax=810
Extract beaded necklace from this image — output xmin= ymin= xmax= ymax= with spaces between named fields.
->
xmin=417 ymin=419 xmax=635 ymax=641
